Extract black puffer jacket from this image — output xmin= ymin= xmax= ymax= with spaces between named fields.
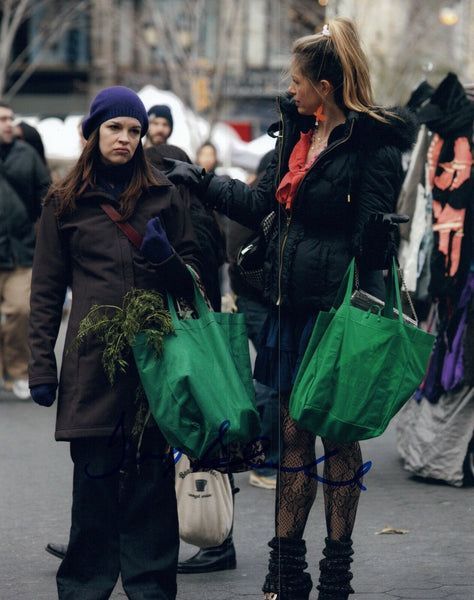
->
xmin=0 ymin=176 xmax=36 ymax=269
xmin=0 ymin=138 xmax=51 ymax=268
xmin=207 ymin=94 xmax=416 ymax=313
xmin=0 ymin=138 xmax=51 ymax=223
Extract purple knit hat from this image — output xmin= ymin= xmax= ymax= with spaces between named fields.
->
xmin=82 ymin=86 xmax=149 ymax=140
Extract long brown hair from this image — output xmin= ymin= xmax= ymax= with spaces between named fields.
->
xmin=45 ymin=127 xmax=159 ymax=220
xmin=291 ymin=17 xmax=395 ymax=122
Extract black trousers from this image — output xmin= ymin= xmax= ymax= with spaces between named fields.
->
xmin=57 ymin=424 xmax=179 ymax=600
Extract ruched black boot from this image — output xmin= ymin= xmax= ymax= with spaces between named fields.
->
xmin=262 ymin=536 xmax=313 ymax=600
xmin=316 ymin=537 xmax=354 ymax=600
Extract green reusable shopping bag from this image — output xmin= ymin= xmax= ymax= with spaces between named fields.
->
xmin=289 ymin=257 xmax=435 ymax=442
xmin=132 ymin=276 xmax=261 ymax=459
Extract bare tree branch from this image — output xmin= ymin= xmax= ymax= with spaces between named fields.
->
xmin=142 ymin=0 xmax=246 ymax=123
xmin=0 ymin=0 xmax=33 ymax=93
xmin=0 ymin=0 xmax=92 ymax=98
xmin=209 ymin=0 xmax=244 ymax=125
xmin=144 ymin=0 xmax=189 ymax=103
xmin=4 ymin=1 xmax=90 ymax=101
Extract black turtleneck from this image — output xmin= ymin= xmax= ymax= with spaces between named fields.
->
xmin=96 ymin=160 xmax=134 ymax=199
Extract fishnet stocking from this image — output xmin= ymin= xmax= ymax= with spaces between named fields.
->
xmin=275 ymin=396 xmax=318 ymax=539
xmin=276 ymin=396 xmax=363 ymax=542
xmin=321 ymin=437 xmax=362 ymax=541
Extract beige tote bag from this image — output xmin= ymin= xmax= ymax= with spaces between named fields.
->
xmin=175 ymin=453 xmax=233 ymax=548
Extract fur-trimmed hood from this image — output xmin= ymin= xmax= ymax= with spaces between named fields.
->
xmin=348 ymin=107 xmax=418 ymax=153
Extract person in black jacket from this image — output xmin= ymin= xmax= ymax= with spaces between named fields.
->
xmin=146 ymin=143 xmax=240 ymax=575
xmin=227 ymin=150 xmax=281 ymax=491
xmin=164 ymin=17 xmax=416 ymax=600
xmin=196 ymin=141 xmax=218 ymax=174
xmin=145 ymin=144 xmax=226 ymax=312
xmin=29 ymin=86 xmax=201 ymax=600
xmin=45 ymin=143 xmax=233 ymax=573
xmin=145 ymin=104 xmax=174 ymax=147
xmin=0 ymin=101 xmax=51 ymax=400
xmin=13 ymin=121 xmax=47 ymax=164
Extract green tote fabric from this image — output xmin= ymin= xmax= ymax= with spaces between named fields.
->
xmin=289 ymin=258 xmax=435 ymax=442
xmin=133 ymin=276 xmax=261 ymax=459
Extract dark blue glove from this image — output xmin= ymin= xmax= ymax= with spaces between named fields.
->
xmin=30 ymin=383 xmax=57 ymax=407
xmin=140 ymin=217 xmax=173 ymax=263
xmin=163 ymin=158 xmax=213 ymax=199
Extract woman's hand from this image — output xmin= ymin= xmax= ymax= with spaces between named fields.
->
xmin=163 ymin=158 xmax=213 ymax=199
xmin=30 ymin=383 xmax=57 ymax=407
xmin=140 ymin=217 xmax=173 ymax=263
xmin=358 ymin=213 xmax=409 ymax=269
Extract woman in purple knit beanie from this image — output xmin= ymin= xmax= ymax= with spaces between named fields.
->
xmin=28 ymin=85 xmax=201 ymax=600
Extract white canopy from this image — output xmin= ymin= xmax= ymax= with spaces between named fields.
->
xmin=17 ymin=85 xmax=275 ymax=177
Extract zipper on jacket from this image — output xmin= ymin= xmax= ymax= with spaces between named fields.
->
xmin=306 ymin=119 xmax=355 ymax=175
xmin=275 ymin=118 xmax=355 ymax=306
xmin=276 ymin=212 xmax=292 ymax=305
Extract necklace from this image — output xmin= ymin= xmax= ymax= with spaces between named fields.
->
xmin=309 ymin=126 xmax=328 ymax=154
xmin=312 ymin=127 xmax=326 ymax=143
xmin=305 ymin=127 xmax=328 ymax=168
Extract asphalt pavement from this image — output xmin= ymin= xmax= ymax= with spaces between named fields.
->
xmin=1 ymin=383 xmax=473 ymax=600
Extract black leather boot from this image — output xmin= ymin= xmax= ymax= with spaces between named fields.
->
xmin=177 ymin=535 xmax=236 ymax=573
xmin=262 ymin=537 xmax=313 ymax=600
xmin=317 ymin=537 xmax=354 ymax=600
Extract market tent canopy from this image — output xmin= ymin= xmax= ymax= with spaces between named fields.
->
xmin=17 ymin=85 xmax=275 ymax=174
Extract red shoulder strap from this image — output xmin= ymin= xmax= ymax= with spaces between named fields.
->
xmin=100 ymin=203 xmax=143 ymax=250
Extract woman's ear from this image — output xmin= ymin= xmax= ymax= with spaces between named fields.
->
xmin=319 ymin=79 xmax=333 ymax=97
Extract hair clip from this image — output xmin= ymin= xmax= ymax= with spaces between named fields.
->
xmin=322 ymin=24 xmax=331 ymax=37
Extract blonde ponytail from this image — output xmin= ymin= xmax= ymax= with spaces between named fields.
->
xmin=292 ymin=17 xmax=395 ymax=123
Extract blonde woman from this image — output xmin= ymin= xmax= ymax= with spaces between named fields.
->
xmin=165 ymin=17 xmax=416 ymax=600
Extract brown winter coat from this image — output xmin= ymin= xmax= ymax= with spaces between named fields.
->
xmin=28 ymin=171 xmax=201 ymax=441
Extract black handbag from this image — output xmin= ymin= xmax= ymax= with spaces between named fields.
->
xmin=235 ymin=211 xmax=276 ymax=291
xmin=350 ymin=258 xmax=418 ymax=327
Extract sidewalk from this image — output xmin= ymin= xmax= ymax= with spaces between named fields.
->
xmin=174 ymin=419 xmax=474 ymax=600
xmin=0 ymin=394 xmax=472 ymax=600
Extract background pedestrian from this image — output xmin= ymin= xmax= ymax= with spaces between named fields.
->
xmin=0 ymin=101 xmax=51 ymax=400
xmin=146 ymin=104 xmax=174 ymax=147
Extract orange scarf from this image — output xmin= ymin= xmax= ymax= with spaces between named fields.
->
xmin=276 ymin=130 xmax=318 ymax=210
